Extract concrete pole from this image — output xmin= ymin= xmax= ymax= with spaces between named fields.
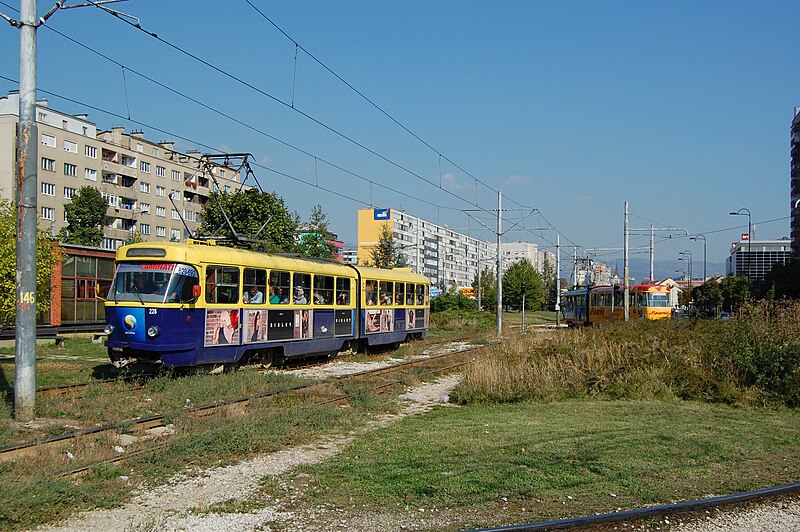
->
xmin=496 ymin=191 xmax=502 ymax=337
xmin=649 ymin=224 xmax=654 ymax=282
xmin=477 ymin=249 xmax=482 ymax=311
xmin=15 ymin=0 xmax=38 ymax=421
xmin=623 ymin=201 xmax=630 ymax=322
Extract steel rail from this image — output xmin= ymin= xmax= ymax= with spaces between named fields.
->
xmin=471 ymin=483 xmax=800 ymax=531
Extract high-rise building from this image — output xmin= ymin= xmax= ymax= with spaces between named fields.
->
xmin=791 ymin=107 xmax=800 ymax=257
xmin=0 ymin=91 xmax=246 ymax=250
xmin=726 ymin=238 xmax=793 ymax=281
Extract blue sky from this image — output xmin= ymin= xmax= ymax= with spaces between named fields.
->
xmin=1 ymin=0 xmax=798 ymax=280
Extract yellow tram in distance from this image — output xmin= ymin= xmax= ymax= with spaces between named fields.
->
xmin=562 ymin=283 xmax=672 ymax=326
xmin=104 ymin=240 xmax=430 ymax=369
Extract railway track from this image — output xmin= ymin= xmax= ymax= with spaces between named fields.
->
xmin=0 ymin=342 xmax=482 ymax=472
xmin=474 ymin=483 xmax=800 ymax=531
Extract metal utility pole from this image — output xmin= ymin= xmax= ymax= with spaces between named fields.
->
xmin=690 ymin=234 xmax=707 ymax=282
xmin=555 ymin=233 xmax=560 ymax=326
xmin=463 ymin=197 xmax=538 ymax=338
xmin=521 ymin=282 xmax=526 ymax=335
xmin=15 ymin=0 xmax=38 ymax=421
xmin=623 ymin=201 xmax=630 ymax=321
xmin=496 ymin=191 xmax=503 ymax=337
xmin=627 ymin=224 xmax=688 ymax=282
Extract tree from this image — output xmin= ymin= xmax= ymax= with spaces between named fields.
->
xmin=762 ymin=260 xmax=800 ymax=300
xmin=471 ymin=266 xmax=497 ymax=311
xmin=296 ymin=204 xmax=337 ymax=259
xmin=542 ymin=256 xmax=558 ymax=310
xmin=720 ymin=275 xmax=750 ymax=312
xmin=125 ymin=230 xmax=144 ymax=245
xmin=502 ymin=259 xmax=546 ymax=310
xmin=0 ymin=199 xmax=57 ymax=327
xmin=368 ymin=223 xmax=409 ymax=269
xmin=199 ymin=188 xmax=299 ymax=252
xmin=692 ymin=279 xmax=723 ymax=317
xmin=60 ymin=186 xmax=107 ymax=246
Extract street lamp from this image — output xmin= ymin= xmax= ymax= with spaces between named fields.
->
xmin=729 ymin=208 xmax=751 ymax=280
xmin=690 ymin=234 xmax=706 ymax=282
xmin=679 ymin=250 xmax=692 ymax=291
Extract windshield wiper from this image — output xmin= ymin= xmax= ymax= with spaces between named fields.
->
xmin=130 ymin=285 xmax=146 ymax=306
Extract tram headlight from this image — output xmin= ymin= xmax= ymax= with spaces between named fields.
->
xmin=104 ymin=324 xmax=115 ymax=335
xmin=147 ymin=326 xmax=160 ymax=338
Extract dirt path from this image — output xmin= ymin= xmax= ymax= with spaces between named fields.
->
xmin=40 ymin=374 xmax=464 ymax=531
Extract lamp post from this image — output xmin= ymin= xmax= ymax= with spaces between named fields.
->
xmin=729 ymin=208 xmax=751 ymax=281
xmin=679 ymin=250 xmax=692 ymax=309
xmin=690 ymin=234 xmax=706 ymax=282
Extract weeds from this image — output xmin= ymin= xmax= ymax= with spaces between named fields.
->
xmin=453 ymin=303 xmax=800 ymax=408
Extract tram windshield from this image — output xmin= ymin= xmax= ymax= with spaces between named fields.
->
xmin=109 ymin=263 xmax=199 ymax=304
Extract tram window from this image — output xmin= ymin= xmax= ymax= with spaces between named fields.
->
xmin=405 ymin=283 xmax=415 ymax=305
xmin=395 ymin=283 xmax=405 ymax=305
xmin=292 ymin=273 xmax=311 ymax=304
xmin=365 ymin=280 xmax=378 ymax=306
xmin=335 ymin=278 xmax=351 ymax=306
xmin=416 ymin=285 xmax=425 ymax=305
xmin=165 ymin=264 xmax=199 ymax=303
xmin=269 ymin=270 xmax=290 ymax=304
xmin=379 ymin=281 xmax=393 ymax=306
xmin=243 ymin=268 xmax=267 ymax=305
xmin=314 ymin=275 xmax=334 ymax=305
xmin=205 ymin=266 xmax=240 ymax=304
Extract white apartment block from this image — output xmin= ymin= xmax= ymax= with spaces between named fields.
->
xmin=358 ymin=208 xmax=497 ymax=289
xmin=500 ymin=241 xmax=555 ymax=274
xmin=0 ymin=91 xmax=245 ymax=250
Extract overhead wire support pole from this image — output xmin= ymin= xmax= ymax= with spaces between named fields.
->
xmin=628 ymin=226 xmax=688 ymax=281
xmin=15 ymin=0 xmax=39 ymax=422
xmin=496 ymin=192 xmax=502 ymax=337
xmin=12 ymin=0 xmax=131 ymax=423
xmin=624 ymin=201 xmax=630 ymax=322
xmin=463 ymin=203 xmax=538 ymax=338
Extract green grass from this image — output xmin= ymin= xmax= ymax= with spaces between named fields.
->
xmin=286 ymin=400 xmax=800 ymax=529
xmin=0 ymin=337 xmax=113 ymax=394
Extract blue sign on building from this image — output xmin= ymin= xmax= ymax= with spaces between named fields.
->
xmin=373 ymin=208 xmax=390 ymax=220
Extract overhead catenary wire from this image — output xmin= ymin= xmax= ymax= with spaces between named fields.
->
xmin=241 ymin=0 xmax=579 ymax=247
xmin=0 ymin=73 xmax=461 ymax=214
xmin=86 ymin=2 xmax=493 ymax=213
xmin=1 ymin=0 xmax=577 ymax=250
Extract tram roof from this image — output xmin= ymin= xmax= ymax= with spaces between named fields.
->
xmin=352 ymin=265 xmax=430 ymax=284
xmin=116 ymin=241 xmax=430 ymax=284
xmin=116 ymin=241 xmax=355 ymax=276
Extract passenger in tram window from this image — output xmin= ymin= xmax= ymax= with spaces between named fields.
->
xmin=365 ymin=281 xmax=377 ymax=306
xmin=337 ymin=290 xmax=349 ymax=305
xmin=269 ymin=286 xmax=281 ymax=304
xmin=314 ymin=291 xmax=325 ymax=304
xmin=243 ymin=285 xmax=263 ymax=304
xmin=294 ymin=286 xmax=308 ymax=305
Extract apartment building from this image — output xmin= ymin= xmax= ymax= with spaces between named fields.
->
xmin=0 ymin=91 xmax=245 ymax=250
xmin=500 ymin=241 xmax=555 ymax=274
xmin=357 ymin=208 xmax=497 ymax=289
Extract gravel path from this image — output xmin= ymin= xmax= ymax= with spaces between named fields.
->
xmin=39 ymin=374 xmax=464 ymax=531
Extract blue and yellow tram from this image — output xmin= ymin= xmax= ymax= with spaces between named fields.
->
xmin=104 ymin=240 xmax=430 ymax=369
